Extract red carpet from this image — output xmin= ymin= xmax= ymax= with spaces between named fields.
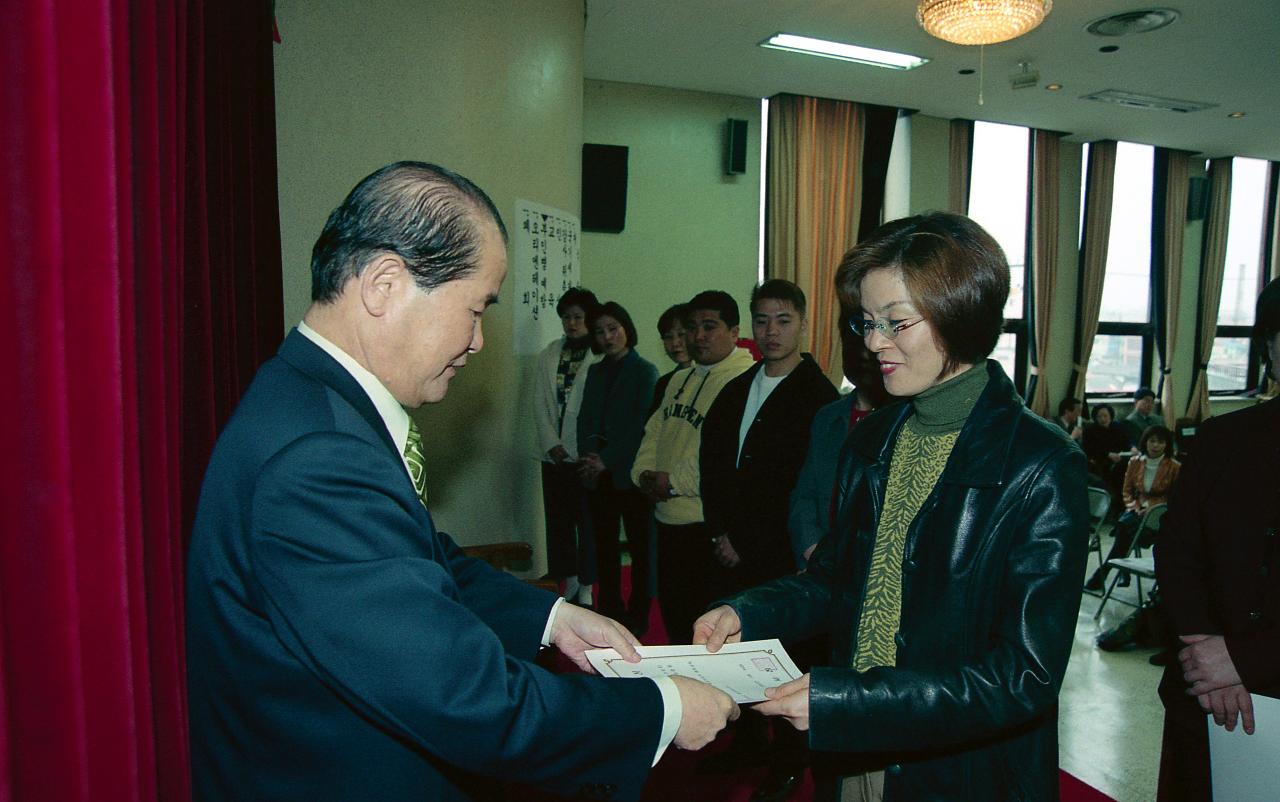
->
xmin=524 ymin=569 xmax=1115 ymax=802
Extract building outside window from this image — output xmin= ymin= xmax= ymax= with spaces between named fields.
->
xmin=1208 ymin=157 xmax=1270 ymax=394
xmin=1085 ymin=141 xmax=1155 ymax=396
xmin=968 ymin=120 xmax=1029 ymax=392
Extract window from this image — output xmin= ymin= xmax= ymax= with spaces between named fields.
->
xmin=968 ymin=120 xmax=1029 ymax=391
xmin=1085 ymin=142 xmax=1155 ymax=396
xmin=1208 ymin=157 xmax=1270 ymax=394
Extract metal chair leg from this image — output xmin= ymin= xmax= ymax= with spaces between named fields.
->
xmin=1094 ymin=573 xmax=1122 ymax=621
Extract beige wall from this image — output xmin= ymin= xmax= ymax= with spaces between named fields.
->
xmin=581 ymin=80 xmax=762 ymax=370
xmin=274 ymin=0 xmax=584 ymax=556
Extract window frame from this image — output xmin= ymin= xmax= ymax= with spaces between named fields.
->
xmin=1207 ymin=158 xmax=1275 ymax=397
xmin=1085 ymin=142 xmax=1156 ymax=400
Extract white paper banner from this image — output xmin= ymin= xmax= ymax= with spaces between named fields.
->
xmin=512 ymin=199 xmax=581 ymax=355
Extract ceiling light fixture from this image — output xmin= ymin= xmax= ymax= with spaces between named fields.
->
xmin=760 ymin=33 xmax=929 ymax=70
xmin=917 ymin=0 xmax=1053 ymax=46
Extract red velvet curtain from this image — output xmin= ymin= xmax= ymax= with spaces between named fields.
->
xmin=0 ymin=2 xmax=281 ymax=800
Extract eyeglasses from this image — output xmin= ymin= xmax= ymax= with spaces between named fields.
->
xmin=847 ymin=316 xmax=925 ymax=340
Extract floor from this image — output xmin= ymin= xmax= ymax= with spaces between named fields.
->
xmin=1059 ymin=523 xmax=1167 ymax=802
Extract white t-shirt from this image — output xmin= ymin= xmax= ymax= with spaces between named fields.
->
xmin=737 ymin=368 xmax=788 ymax=466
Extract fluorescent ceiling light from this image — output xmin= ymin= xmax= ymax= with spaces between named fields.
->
xmin=760 ymin=33 xmax=929 ymax=70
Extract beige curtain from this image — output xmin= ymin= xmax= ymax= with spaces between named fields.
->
xmin=1158 ymin=150 xmax=1191 ymax=426
xmin=1265 ymin=162 xmax=1280 ymax=396
xmin=1185 ymin=159 xmax=1233 ymax=422
xmin=948 ymin=119 xmax=973 ymax=214
xmin=767 ymin=94 xmax=865 ymax=384
xmin=1069 ymin=141 xmax=1118 ymax=400
xmin=1028 ymin=130 xmax=1062 ymax=416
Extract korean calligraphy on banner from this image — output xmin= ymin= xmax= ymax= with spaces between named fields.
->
xmin=513 ymin=199 xmax=582 ymax=355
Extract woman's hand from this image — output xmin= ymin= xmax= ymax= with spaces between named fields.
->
xmin=754 ymin=674 xmax=810 ymax=731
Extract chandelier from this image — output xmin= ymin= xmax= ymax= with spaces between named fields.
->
xmin=917 ymin=0 xmax=1053 ymax=46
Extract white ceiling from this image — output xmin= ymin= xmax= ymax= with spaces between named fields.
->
xmin=584 ymin=0 xmax=1280 ymax=160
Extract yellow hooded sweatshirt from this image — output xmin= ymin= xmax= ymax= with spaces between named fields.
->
xmin=631 ymin=347 xmax=755 ymax=525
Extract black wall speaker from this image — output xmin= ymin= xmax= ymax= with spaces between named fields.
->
xmin=581 ymin=143 xmax=628 ymax=233
xmin=1187 ymin=175 xmax=1209 ymax=221
xmin=725 ymin=118 xmax=748 ymax=175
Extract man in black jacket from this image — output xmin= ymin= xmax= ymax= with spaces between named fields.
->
xmin=699 ymin=279 xmax=837 ymax=801
xmin=1155 ymin=276 xmax=1280 ymax=801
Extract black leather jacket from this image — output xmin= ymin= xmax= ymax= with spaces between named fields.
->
xmin=726 ymin=361 xmax=1088 ymax=801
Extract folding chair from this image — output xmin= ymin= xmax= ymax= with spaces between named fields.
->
xmin=1085 ymin=486 xmax=1112 ymax=579
xmin=1094 ymin=503 xmax=1167 ymax=621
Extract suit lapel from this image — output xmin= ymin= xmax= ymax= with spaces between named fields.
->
xmin=277 ymin=329 xmax=402 ymax=464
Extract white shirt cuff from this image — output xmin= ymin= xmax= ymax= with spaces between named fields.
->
xmin=541 ymin=597 xmax=566 ymax=647
xmin=651 ymin=676 xmax=681 ymax=765
xmin=542 ymin=598 xmax=680 ymax=765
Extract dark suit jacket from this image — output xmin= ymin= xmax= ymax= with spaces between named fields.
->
xmin=186 ymin=330 xmax=662 ymax=802
xmin=700 ymin=355 xmax=837 ymax=588
xmin=1157 ymin=396 xmax=1280 ymax=708
xmin=577 ymin=350 xmax=659 ymax=490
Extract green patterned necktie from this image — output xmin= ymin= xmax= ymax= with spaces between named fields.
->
xmin=404 ymin=417 xmax=427 ymax=504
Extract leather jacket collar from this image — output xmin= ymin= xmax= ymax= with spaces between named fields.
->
xmin=850 ymin=360 xmax=1022 ymax=489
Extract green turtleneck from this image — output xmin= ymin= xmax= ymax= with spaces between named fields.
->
xmin=851 ymin=362 xmax=989 ymax=672
xmin=905 ymin=362 xmax=989 ymax=435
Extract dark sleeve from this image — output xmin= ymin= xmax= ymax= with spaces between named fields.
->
xmin=1154 ymin=438 xmax=1219 ymax=636
xmin=250 ymin=432 xmax=662 ymax=798
xmin=788 ymin=405 xmax=840 ymax=568
xmin=805 ymin=445 xmax=1088 ymax=753
xmin=597 ymin=361 xmax=659 ymax=482
xmin=699 ymin=390 xmax=738 ymax=539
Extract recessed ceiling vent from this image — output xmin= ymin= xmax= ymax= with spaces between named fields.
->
xmin=1086 ymin=9 xmax=1179 ymax=37
xmin=1081 ymin=89 xmax=1215 ymax=114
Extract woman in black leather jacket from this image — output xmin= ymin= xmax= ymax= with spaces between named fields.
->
xmin=695 ymin=213 xmax=1089 ymax=802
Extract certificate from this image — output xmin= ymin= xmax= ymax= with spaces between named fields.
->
xmin=585 ymin=639 xmax=802 ymax=703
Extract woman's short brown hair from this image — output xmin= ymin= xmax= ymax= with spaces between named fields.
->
xmin=836 ymin=212 xmax=1010 ymax=376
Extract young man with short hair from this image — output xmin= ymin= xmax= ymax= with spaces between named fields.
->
xmin=697 ymin=280 xmax=837 ymax=799
xmin=632 ymin=290 xmax=754 ymax=645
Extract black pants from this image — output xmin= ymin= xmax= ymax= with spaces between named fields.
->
xmin=1157 ymin=680 xmax=1211 ymax=801
xmin=542 ymin=462 xmax=594 ymax=583
xmin=656 ymin=521 xmax=719 ymax=645
xmin=588 ymin=478 xmax=652 ymax=621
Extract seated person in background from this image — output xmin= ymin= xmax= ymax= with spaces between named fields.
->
xmin=650 ymin=303 xmax=692 ymax=416
xmin=577 ymin=302 xmax=659 ymax=634
xmin=1085 ymin=424 xmax=1180 ymax=591
xmin=1081 ymin=403 xmax=1134 ymax=505
xmin=1054 ymin=396 xmax=1084 ymax=442
xmin=789 ymin=325 xmax=890 ymax=569
xmin=1122 ymin=386 xmax=1164 ymax=446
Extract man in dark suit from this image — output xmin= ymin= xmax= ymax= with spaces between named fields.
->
xmin=698 ymin=279 xmax=837 ymax=801
xmin=1155 ymin=276 xmax=1280 ymax=801
xmin=186 ymin=161 xmax=736 ymax=802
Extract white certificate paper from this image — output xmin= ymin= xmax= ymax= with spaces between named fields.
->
xmin=585 ymin=639 xmax=802 ymax=703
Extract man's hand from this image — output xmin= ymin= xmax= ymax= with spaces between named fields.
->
xmin=692 ymin=606 xmax=742 ymax=652
xmin=1179 ymin=634 xmax=1243 ymax=695
xmin=548 ymin=445 xmax=570 ymax=464
xmin=649 ymin=471 xmax=673 ymax=501
xmin=1197 ymin=684 xmax=1255 ymax=734
xmin=671 ymin=676 xmax=738 ymax=750
xmin=713 ymin=534 xmax=741 ymax=568
xmin=577 ymin=453 xmax=605 ymax=484
xmin=550 ymin=603 xmax=641 ymax=673
xmin=754 ymin=673 xmax=810 ymax=731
